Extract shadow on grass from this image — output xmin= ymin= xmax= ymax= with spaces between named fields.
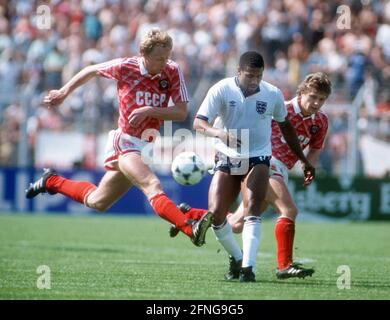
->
xmin=217 ymin=277 xmax=390 ymax=290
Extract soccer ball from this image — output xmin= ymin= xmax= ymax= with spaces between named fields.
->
xmin=171 ymin=152 xmax=206 ymax=186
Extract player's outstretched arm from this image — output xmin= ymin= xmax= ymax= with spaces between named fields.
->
xmin=43 ymin=63 xmax=105 ymax=108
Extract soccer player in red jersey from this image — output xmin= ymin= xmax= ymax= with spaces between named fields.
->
xmin=25 ymin=28 xmax=212 ymax=247
xmin=170 ymin=72 xmax=332 ymax=276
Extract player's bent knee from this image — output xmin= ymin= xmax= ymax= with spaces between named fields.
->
xmin=85 ymin=196 xmax=111 ymax=212
xmin=227 ymin=213 xmax=243 ymax=233
xmin=88 ymin=201 xmax=109 ymax=212
xmin=231 ymin=222 xmax=243 ymax=234
xmin=281 ymin=206 xmax=298 ymax=220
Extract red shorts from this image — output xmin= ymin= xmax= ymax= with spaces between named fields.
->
xmin=103 ymin=129 xmax=152 ymax=171
xmin=269 ymin=158 xmax=289 ymax=184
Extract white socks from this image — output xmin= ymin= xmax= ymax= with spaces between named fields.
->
xmin=212 ymin=220 xmax=243 ymax=261
xmin=213 ymin=216 xmax=262 ymax=271
xmin=242 ymin=216 xmax=262 ymax=272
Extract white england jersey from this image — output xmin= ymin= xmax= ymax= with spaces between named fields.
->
xmin=196 ymin=77 xmax=287 ymax=158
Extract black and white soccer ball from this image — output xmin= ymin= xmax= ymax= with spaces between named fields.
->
xmin=171 ymin=152 xmax=206 ymax=186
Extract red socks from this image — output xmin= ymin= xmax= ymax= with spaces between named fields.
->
xmin=46 ymin=175 xmax=195 ymax=239
xmin=46 ymin=176 xmax=96 ymax=205
xmin=45 ymin=176 xmax=194 ymax=239
xmin=149 ymin=193 xmax=192 ymax=237
xmin=275 ymin=217 xmax=295 ymax=270
xmin=185 ymin=208 xmax=207 ymax=221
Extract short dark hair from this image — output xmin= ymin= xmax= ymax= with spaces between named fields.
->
xmin=239 ymin=51 xmax=264 ymax=69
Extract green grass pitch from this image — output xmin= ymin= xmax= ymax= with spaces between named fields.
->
xmin=0 ymin=213 xmax=389 ymax=300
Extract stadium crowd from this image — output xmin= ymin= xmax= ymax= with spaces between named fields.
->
xmin=0 ymin=0 xmax=389 ymax=176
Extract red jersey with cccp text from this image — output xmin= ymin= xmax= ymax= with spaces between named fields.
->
xmin=97 ymin=56 xmax=189 ymax=140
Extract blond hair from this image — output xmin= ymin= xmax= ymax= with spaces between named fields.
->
xmin=139 ymin=28 xmax=173 ymax=56
xmin=297 ymin=72 xmax=332 ymax=97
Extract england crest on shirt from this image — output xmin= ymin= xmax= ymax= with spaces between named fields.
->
xmin=256 ymin=101 xmax=267 ymax=114
xmin=229 ymin=100 xmax=237 ymax=108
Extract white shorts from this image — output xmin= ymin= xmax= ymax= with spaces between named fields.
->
xmin=103 ymin=129 xmax=152 ymax=171
xmin=269 ymin=158 xmax=289 ymax=184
